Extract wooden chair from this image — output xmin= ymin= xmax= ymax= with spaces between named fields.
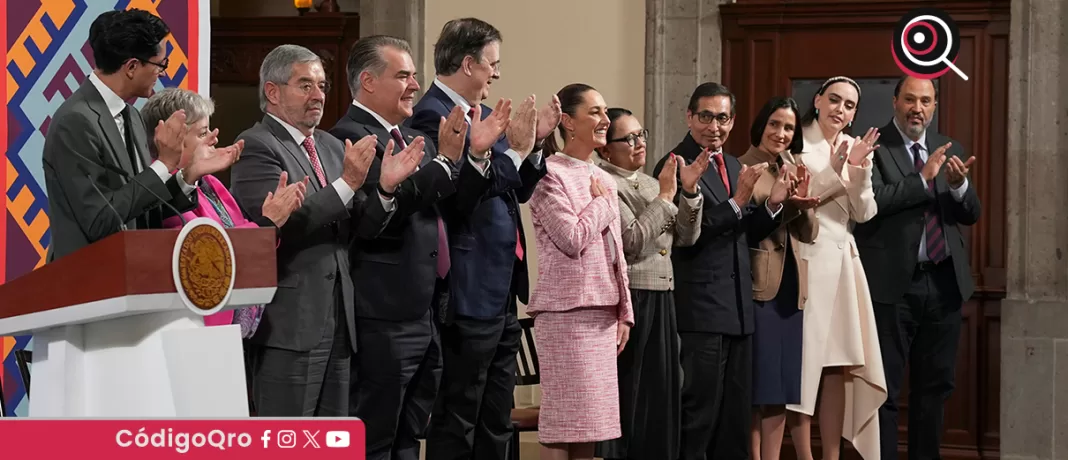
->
xmin=508 ymin=317 xmax=539 ymax=459
xmin=14 ymin=350 xmax=31 ymax=398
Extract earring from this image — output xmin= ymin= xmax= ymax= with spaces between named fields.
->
xmin=848 ymin=121 xmax=852 ymax=127
xmin=815 ymin=108 xmax=819 ymax=118
xmin=569 ymin=131 xmax=575 ymax=140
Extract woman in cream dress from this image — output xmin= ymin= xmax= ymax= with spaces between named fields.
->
xmin=787 ymin=76 xmax=887 ymax=460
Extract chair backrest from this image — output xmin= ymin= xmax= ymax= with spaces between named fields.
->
xmin=14 ymin=350 xmax=30 ymax=398
xmin=515 ymin=317 xmax=539 ymax=386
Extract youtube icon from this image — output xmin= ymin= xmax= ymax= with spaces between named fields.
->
xmin=326 ymin=430 xmax=350 ymax=448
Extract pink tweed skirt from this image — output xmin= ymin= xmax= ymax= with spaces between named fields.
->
xmin=533 ymin=306 xmax=621 ymax=444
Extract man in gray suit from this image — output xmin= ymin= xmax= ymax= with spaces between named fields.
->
xmin=43 ymin=9 xmax=237 ymax=261
xmin=229 ymin=44 xmax=424 ymax=417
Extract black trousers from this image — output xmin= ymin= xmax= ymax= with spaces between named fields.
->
xmin=678 ymin=332 xmax=752 ymax=460
xmin=351 ymin=308 xmax=442 ymax=460
xmin=248 ymin=281 xmax=351 ymax=417
xmin=874 ymin=260 xmax=962 ymax=460
xmin=425 ymin=301 xmax=521 ymax=460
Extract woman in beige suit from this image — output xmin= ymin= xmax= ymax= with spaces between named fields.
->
xmin=593 ymin=108 xmax=709 ymax=460
xmin=741 ymin=97 xmax=821 ymax=460
xmin=787 ymin=76 xmax=887 ymax=460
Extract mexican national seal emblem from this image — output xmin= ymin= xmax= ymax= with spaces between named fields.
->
xmin=172 ymin=218 xmax=236 ymax=314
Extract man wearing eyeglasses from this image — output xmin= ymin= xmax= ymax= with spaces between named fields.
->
xmin=43 ymin=9 xmax=238 ymax=261
xmin=652 ymin=82 xmax=790 ymax=460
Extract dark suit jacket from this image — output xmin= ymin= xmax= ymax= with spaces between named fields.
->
xmin=230 ymin=115 xmax=391 ymax=352
xmin=330 ymin=104 xmax=470 ymax=322
xmin=652 ymin=133 xmax=781 ymax=335
xmin=43 ymin=79 xmax=197 ymax=261
xmin=853 ymin=120 xmax=981 ymax=304
xmin=407 ymin=83 xmax=548 ymax=319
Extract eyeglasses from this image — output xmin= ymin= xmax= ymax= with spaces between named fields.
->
xmin=694 ymin=111 xmax=733 ymax=125
xmin=283 ymin=81 xmax=331 ymax=95
xmin=141 ymin=57 xmax=169 ymax=75
xmin=609 ymin=129 xmax=649 ymax=147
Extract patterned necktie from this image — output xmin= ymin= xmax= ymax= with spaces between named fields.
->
xmin=713 ymin=153 xmax=731 ymax=195
xmin=392 ymin=128 xmax=452 ymax=277
xmin=912 ymin=144 xmax=947 ymax=263
xmin=300 ymin=136 xmax=327 ymax=188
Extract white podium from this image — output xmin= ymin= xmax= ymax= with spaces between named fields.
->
xmin=0 ymin=222 xmax=277 ymax=417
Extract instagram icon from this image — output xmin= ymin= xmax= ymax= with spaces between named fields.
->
xmin=277 ymin=430 xmax=297 ymax=449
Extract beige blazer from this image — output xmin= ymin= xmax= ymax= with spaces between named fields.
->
xmin=738 ymin=147 xmax=817 ymax=305
xmin=599 ymin=160 xmax=702 ymax=291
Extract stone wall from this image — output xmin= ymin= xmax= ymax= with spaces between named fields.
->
xmin=1001 ymin=0 xmax=1068 ymax=458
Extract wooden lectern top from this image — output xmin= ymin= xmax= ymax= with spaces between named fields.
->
xmin=0 ymin=228 xmax=277 ymax=322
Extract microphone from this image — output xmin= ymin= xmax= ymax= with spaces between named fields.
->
xmin=68 ymin=149 xmax=189 ymax=227
xmin=78 ymin=163 xmax=127 ymax=232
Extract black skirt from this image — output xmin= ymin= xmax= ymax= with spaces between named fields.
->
xmin=751 ymin=245 xmax=804 ymax=406
xmin=595 ymin=289 xmax=681 ymax=460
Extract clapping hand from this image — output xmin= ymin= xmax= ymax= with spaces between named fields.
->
xmin=261 ymin=171 xmax=309 ymax=227
xmin=848 ymin=127 xmax=880 ymax=166
xmin=437 ymin=106 xmax=468 ymax=163
xmin=155 ymin=109 xmax=191 ymax=171
xmin=678 ymin=149 xmax=711 ymax=194
xmin=945 ymin=153 xmax=975 ymax=187
xmin=340 ymin=135 xmax=379 ymax=191
xmin=182 ymin=129 xmax=243 ymax=183
xmin=379 ymin=137 xmax=426 ymax=193
xmin=787 ymin=164 xmax=820 ymax=209
xmin=506 ymin=95 xmax=539 ymax=158
xmin=768 ymin=167 xmax=793 ymax=207
xmin=590 ymin=176 xmax=609 ymax=197
xmin=535 ymin=94 xmax=563 ymax=142
xmin=733 ymin=163 xmax=766 ymax=205
xmin=657 ymin=153 xmax=679 ymax=201
xmin=469 ymin=98 xmax=512 ymax=157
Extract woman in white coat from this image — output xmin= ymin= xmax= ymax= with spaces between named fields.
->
xmin=788 ymin=76 xmax=887 ymax=460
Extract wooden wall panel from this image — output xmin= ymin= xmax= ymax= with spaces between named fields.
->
xmin=721 ymin=1 xmax=1008 ymax=458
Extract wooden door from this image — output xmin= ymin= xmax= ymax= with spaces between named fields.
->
xmin=720 ymin=1 xmax=1008 ymax=459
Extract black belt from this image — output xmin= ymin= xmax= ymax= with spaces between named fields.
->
xmin=916 ymin=258 xmax=950 ymax=272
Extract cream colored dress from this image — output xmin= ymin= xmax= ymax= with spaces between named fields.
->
xmin=786 ymin=124 xmax=887 ymax=460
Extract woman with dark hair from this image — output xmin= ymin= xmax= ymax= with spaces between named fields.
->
xmin=787 ymin=77 xmax=887 ymax=460
xmin=526 ymin=84 xmax=634 ymax=460
xmin=739 ymin=96 xmax=820 ymax=460
xmin=593 ymin=108 xmax=708 ymax=460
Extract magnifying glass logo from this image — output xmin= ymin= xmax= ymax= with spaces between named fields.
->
xmin=891 ymin=8 xmax=969 ymax=81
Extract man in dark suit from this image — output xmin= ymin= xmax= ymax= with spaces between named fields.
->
xmin=854 ymin=76 xmax=981 ymax=460
xmin=408 ymin=18 xmax=559 ymax=460
xmin=329 ymin=35 xmax=508 ymax=460
xmin=43 ymin=9 xmax=235 ymax=261
xmin=652 ymin=83 xmax=789 ymax=460
xmin=230 ymin=44 xmax=419 ymax=417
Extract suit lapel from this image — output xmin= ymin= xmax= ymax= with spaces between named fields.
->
xmin=724 ymin=154 xmax=740 ymax=197
xmin=85 ymin=86 xmax=133 ymax=177
xmin=881 ymin=122 xmax=915 ymax=180
xmin=313 ymin=131 xmax=341 ymax=183
xmin=128 ymin=107 xmax=153 ymax=170
xmin=263 ymin=115 xmax=321 ymax=191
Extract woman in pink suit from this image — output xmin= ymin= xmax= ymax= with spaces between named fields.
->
xmin=527 ymin=83 xmax=634 ymax=460
xmin=142 ymin=88 xmax=306 ymax=338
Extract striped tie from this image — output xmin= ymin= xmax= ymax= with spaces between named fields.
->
xmin=912 ymin=144 xmax=947 ymax=263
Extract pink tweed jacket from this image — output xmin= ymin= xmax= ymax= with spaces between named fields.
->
xmin=527 ymin=153 xmax=634 ymax=326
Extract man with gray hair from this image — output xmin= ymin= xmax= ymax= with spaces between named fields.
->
xmin=329 ymin=34 xmax=509 ymax=460
xmin=410 ymin=17 xmax=560 ymax=460
xmin=229 ymin=44 xmax=424 ymax=417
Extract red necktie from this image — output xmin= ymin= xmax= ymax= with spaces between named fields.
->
xmin=912 ymin=144 xmax=946 ymax=263
xmin=301 ymin=136 xmax=327 ymax=188
xmin=713 ymin=153 xmax=731 ymax=195
xmin=392 ymin=128 xmax=451 ymax=277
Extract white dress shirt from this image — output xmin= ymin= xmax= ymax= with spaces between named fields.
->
xmin=266 ymin=113 xmax=394 ymax=211
xmin=892 ymin=120 xmax=968 ymax=262
xmin=88 ymin=72 xmax=196 ymax=196
xmin=433 ymin=78 xmax=545 ymax=173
